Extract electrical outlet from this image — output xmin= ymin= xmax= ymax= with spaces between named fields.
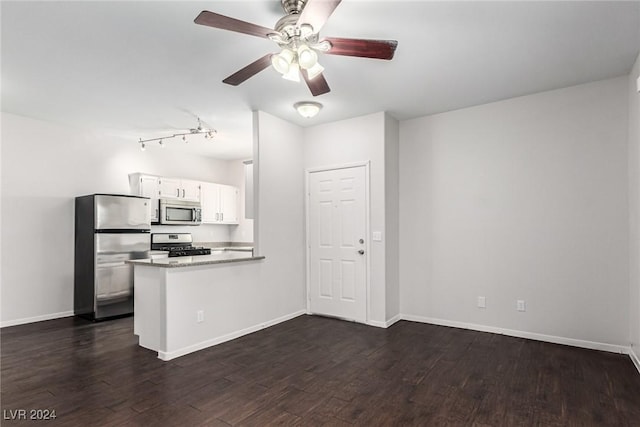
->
xmin=517 ymin=300 xmax=526 ymax=312
xmin=197 ymin=310 xmax=204 ymax=323
xmin=477 ymin=296 xmax=486 ymax=309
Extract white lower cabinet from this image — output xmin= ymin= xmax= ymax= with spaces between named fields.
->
xmin=201 ymin=182 xmax=239 ymax=224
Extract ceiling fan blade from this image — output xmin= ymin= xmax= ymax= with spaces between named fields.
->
xmin=302 ymin=70 xmax=331 ymax=97
xmin=323 ymin=37 xmax=398 ymax=60
xmin=297 ymin=0 xmax=342 ymax=34
xmin=194 ymin=11 xmax=274 ymax=38
xmin=222 ymin=54 xmax=274 ymax=86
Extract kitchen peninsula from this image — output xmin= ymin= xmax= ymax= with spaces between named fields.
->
xmin=128 ymin=251 xmax=265 ymax=360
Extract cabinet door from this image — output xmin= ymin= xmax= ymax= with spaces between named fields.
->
xmin=139 ymin=176 xmax=160 ymax=222
xmin=181 ymin=180 xmax=201 ymax=202
xmin=200 ymin=182 xmax=220 ymax=224
xmin=158 ymin=177 xmax=181 ymax=199
xmin=129 ymin=174 xmax=159 ymax=222
xmin=219 ymin=185 xmax=239 ymax=224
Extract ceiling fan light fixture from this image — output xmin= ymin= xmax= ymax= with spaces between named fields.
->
xmin=267 ymin=32 xmax=286 ymax=44
xmin=299 ymin=23 xmax=315 ymax=39
xmin=294 ymin=101 xmax=323 ymax=118
xmin=271 ymin=48 xmax=294 ymax=74
xmin=297 ymin=44 xmax=318 ymax=69
xmin=282 ymin=61 xmax=300 ymax=82
xmin=312 ymin=40 xmax=332 ymax=52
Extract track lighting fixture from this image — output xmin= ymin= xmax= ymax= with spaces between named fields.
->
xmin=137 ymin=117 xmax=217 ymax=150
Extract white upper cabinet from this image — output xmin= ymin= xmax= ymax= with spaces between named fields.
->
xmin=201 ymin=182 xmax=239 ymax=224
xmin=181 ymin=180 xmax=202 ymax=202
xmin=158 ymin=177 xmax=181 ymax=199
xmin=129 ymin=173 xmax=160 ymax=223
xmin=219 ymin=184 xmax=239 ymax=224
xmin=200 ymin=182 xmax=220 ymax=223
xmin=131 ymin=173 xmax=236 ymax=224
xmin=158 ymin=177 xmax=201 ymax=202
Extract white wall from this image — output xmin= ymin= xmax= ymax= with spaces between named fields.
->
xmin=629 ymin=52 xmax=640 ymax=357
xmin=0 ymin=112 xmax=243 ymax=325
xmin=253 ymin=111 xmax=306 ymax=317
xmin=400 ymin=77 xmax=630 ymax=346
xmin=303 ymin=113 xmax=388 ymax=324
xmin=384 ymin=113 xmax=400 ymax=321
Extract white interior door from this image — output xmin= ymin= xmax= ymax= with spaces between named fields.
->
xmin=308 ymin=166 xmax=367 ymax=323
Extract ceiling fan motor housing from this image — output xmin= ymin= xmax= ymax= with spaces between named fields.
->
xmin=280 ymin=0 xmax=308 ymax=15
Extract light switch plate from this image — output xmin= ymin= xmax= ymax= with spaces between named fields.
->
xmin=637 ymin=75 xmax=640 ymax=92
xmin=372 ymin=231 xmax=383 ymax=242
xmin=477 ymin=296 xmax=486 ymax=308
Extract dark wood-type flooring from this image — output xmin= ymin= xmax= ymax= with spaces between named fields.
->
xmin=2 ymin=314 xmax=640 ymax=426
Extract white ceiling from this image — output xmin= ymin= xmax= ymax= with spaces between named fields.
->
xmin=2 ymin=1 xmax=639 ymax=159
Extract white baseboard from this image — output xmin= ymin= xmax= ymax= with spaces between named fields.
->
xmin=367 ymin=314 xmax=402 ymax=328
xmin=386 ymin=314 xmax=402 ymax=327
xmin=1 ymin=311 xmax=74 ymax=328
xmin=158 ymin=309 xmax=307 ymax=361
xmin=630 ymin=346 xmax=640 ymax=374
xmin=401 ymin=314 xmax=628 ymax=355
xmin=367 ymin=320 xmax=386 ymax=328
xmin=367 ymin=314 xmax=402 ymax=329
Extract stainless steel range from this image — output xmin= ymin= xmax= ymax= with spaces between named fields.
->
xmin=151 ymin=233 xmax=211 ymax=257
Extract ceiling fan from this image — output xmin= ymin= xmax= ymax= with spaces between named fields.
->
xmin=194 ymin=0 xmax=398 ymax=96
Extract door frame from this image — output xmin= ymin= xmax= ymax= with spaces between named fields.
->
xmin=304 ymin=161 xmax=371 ymax=324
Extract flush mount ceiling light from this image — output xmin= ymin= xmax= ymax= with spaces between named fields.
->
xmin=138 ymin=117 xmax=217 ymax=151
xmin=294 ymin=101 xmax=322 ymax=118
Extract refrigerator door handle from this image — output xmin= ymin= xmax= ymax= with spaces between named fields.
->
xmin=97 ymin=261 xmax=128 ymax=268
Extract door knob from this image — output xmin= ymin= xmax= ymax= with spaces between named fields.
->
xmin=359 ymin=239 xmax=364 ymax=244
xmin=358 ymin=249 xmax=365 ymax=255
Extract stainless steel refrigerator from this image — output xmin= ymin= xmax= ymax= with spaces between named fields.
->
xmin=74 ymin=194 xmax=151 ymax=320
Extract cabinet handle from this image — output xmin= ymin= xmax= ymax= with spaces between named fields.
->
xmin=182 ymin=189 xmax=185 ymax=198
xmin=176 ymin=189 xmax=180 ymax=197
xmin=215 ymin=213 xmax=219 ymax=221
xmin=221 ymin=213 xmax=223 ymax=222
xmin=155 ymin=208 xmax=159 ymax=219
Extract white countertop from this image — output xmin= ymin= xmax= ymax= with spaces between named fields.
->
xmin=127 ymin=252 xmax=264 ymax=268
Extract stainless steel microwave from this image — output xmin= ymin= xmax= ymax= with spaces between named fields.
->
xmin=159 ymin=199 xmax=202 ymax=225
